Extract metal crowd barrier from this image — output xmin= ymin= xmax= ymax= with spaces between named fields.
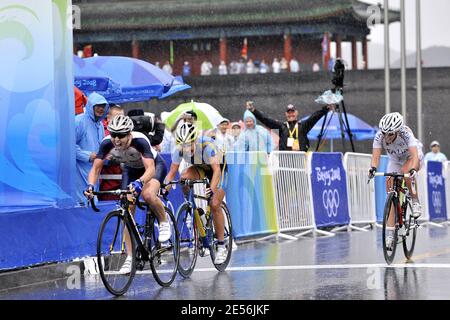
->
xmin=269 ymin=151 xmax=333 ymax=238
xmin=343 ymin=153 xmax=377 ymax=231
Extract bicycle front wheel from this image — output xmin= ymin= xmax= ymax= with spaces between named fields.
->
xmin=176 ymin=203 xmax=199 ymax=278
xmin=402 ymin=200 xmax=417 ymax=260
xmin=97 ymin=210 xmax=136 ymax=296
xmin=149 ymin=207 xmax=180 ymax=287
xmin=210 ymin=202 xmax=233 ymax=272
xmin=382 ymin=193 xmax=399 ymax=265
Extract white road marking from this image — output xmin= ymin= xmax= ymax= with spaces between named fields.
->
xmin=134 ymin=263 xmax=450 ymax=275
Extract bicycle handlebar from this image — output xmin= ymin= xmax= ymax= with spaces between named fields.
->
xmin=373 ymin=172 xmax=411 ymax=178
xmin=88 ymin=190 xmax=147 ymax=213
xmin=163 ymin=178 xmax=209 ymax=188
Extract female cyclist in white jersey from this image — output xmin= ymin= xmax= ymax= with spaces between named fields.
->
xmin=368 ymin=112 xmax=424 ymax=248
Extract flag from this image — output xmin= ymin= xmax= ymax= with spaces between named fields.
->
xmin=322 ymin=32 xmax=330 ymax=71
xmin=241 ymin=38 xmax=248 ymax=60
xmin=170 ymin=40 xmax=174 ymax=65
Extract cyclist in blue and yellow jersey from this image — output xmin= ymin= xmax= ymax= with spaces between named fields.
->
xmin=164 ymin=122 xmax=229 ymax=264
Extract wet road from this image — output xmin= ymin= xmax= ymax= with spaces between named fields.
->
xmin=1 ymin=224 xmax=450 ymax=300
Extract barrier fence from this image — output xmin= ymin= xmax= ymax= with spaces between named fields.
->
xmin=2 ymin=151 xmax=450 ymax=271
xmin=343 ymin=153 xmax=376 ymax=231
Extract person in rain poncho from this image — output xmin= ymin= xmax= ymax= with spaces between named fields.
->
xmin=75 ymin=92 xmax=109 ymax=205
xmin=239 ymin=110 xmax=273 ymax=153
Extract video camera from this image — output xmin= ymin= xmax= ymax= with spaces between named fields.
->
xmin=331 ymin=58 xmax=345 ymax=91
xmin=128 ymin=109 xmax=155 ymax=134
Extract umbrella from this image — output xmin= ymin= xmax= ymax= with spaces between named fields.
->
xmin=73 ymin=55 xmax=190 ymax=102
xmin=158 ymin=76 xmax=191 ymax=100
xmin=73 ymin=56 xmax=190 ymax=103
xmin=163 ymin=101 xmax=223 ymax=131
xmin=302 ymin=111 xmax=377 ymax=151
xmin=73 ymin=55 xmax=122 ymax=98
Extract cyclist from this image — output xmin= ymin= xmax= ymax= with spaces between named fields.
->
xmin=164 ymin=122 xmax=229 ymax=264
xmin=368 ymin=112 xmax=424 ymax=249
xmin=84 ymin=115 xmax=171 ymax=273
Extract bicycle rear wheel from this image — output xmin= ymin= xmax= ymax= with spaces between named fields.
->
xmin=176 ymin=203 xmax=199 ymax=278
xmin=149 ymin=207 xmax=180 ymax=287
xmin=382 ymin=193 xmax=399 ymax=265
xmin=210 ymin=203 xmax=233 ymax=272
xmin=402 ymin=200 xmax=417 ymax=260
xmin=97 ymin=210 xmax=136 ymax=296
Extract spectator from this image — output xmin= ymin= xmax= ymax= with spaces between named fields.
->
xmin=290 ymin=58 xmax=300 ymax=73
xmin=246 ymin=59 xmax=255 ymax=74
xmin=229 ymin=60 xmax=239 ymax=74
xmin=205 ymin=118 xmax=234 ymax=153
xmin=218 ymin=60 xmax=228 ymax=75
xmin=240 ymin=110 xmax=273 ymax=153
xmin=155 ymin=61 xmax=161 ymax=68
xmin=162 ymin=61 xmax=173 ymax=74
xmin=259 ymin=59 xmax=269 ymax=74
xmin=200 ymin=59 xmax=213 ymax=75
xmin=74 ymin=86 xmax=87 ymax=115
xmin=312 ymin=62 xmax=320 ymax=72
xmin=328 ymin=57 xmax=335 ymax=72
xmin=75 ymin=92 xmax=109 ymax=205
xmin=272 ymin=58 xmax=281 ymax=73
xmin=231 ymin=122 xmax=242 ymax=149
xmin=280 ymin=58 xmax=289 ymax=73
xmin=99 ymin=104 xmax=124 ymax=200
xmin=245 ymin=101 xmax=334 ymax=151
xmin=236 ymin=58 xmax=246 ymax=74
xmin=424 ymin=141 xmax=448 ymax=162
xmin=182 ymin=61 xmax=191 ymax=77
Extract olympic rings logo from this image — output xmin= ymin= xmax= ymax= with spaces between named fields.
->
xmin=322 ymin=189 xmax=340 ymax=217
xmin=432 ymin=191 xmax=442 ymax=214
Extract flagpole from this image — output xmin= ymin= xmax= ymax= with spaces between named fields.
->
xmin=416 ymin=0 xmax=423 ymax=142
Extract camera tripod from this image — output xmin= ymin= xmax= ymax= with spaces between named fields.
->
xmin=315 ymin=88 xmax=355 ymax=152
xmin=315 ymin=58 xmax=355 ymax=152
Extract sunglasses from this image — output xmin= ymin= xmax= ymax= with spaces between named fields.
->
xmin=383 ymin=132 xmax=396 ymax=137
xmin=110 ymin=132 xmax=128 ymax=139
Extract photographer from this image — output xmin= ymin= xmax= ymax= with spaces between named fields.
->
xmin=128 ymin=109 xmax=165 ymax=148
xmin=245 ymin=102 xmax=334 ymax=152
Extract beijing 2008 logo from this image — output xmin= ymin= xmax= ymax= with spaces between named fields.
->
xmin=322 ymin=189 xmax=340 ymax=217
xmin=432 ymin=191 xmax=442 ymax=214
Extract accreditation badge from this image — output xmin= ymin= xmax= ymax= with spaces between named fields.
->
xmin=287 ymin=137 xmax=294 ymax=147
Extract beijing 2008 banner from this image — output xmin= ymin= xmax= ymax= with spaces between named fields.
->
xmin=427 ymin=161 xmax=448 ymax=221
xmin=310 ymin=152 xmax=350 ymax=227
xmin=0 ymin=0 xmax=76 ymax=213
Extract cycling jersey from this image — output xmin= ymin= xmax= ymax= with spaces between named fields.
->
xmin=97 ymin=131 xmax=157 ymax=169
xmin=171 ymin=136 xmax=228 ymax=189
xmin=373 ymin=126 xmax=424 ymax=163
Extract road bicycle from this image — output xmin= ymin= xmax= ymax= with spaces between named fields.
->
xmin=89 ymin=189 xmax=180 ymax=296
xmin=164 ymin=178 xmax=233 ymax=277
xmin=370 ymin=172 xmax=419 ymax=264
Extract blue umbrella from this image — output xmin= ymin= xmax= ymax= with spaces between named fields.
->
xmin=73 ymin=55 xmax=122 ymax=99
xmin=302 ymin=111 xmax=377 ymax=151
xmin=158 ymin=76 xmax=191 ymax=100
xmin=75 ymin=56 xmax=190 ymax=103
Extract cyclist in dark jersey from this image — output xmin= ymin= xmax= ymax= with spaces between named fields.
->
xmin=164 ymin=122 xmax=228 ymax=264
xmin=84 ymin=115 xmax=170 ymax=273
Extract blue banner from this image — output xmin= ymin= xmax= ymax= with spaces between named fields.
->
xmin=427 ymin=161 xmax=448 ymax=221
xmin=310 ymin=152 xmax=350 ymax=227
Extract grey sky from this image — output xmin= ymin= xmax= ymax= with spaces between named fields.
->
xmin=363 ymin=0 xmax=450 ymax=51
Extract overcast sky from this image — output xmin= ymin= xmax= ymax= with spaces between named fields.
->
xmin=362 ymin=0 xmax=450 ymax=51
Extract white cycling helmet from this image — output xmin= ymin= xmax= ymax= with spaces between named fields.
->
xmin=379 ymin=112 xmax=403 ymax=134
xmin=175 ymin=122 xmax=198 ymax=145
xmin=108 ymin=115 xmax=134 ymax=134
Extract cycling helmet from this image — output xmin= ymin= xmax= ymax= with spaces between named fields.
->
xmin=108 ymin=115 xmax=134 ymax=133
xmin=379 ymin=112 xmax=403 ymax=134
xmin=175 ymin=122 xmax=198 ymax=145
